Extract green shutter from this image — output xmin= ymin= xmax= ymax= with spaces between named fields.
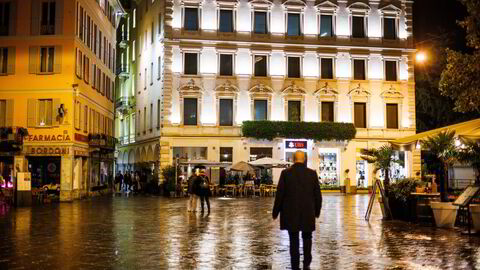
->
xmin=28 ymin=47 xmax=38 ymax=74
xmin=55 ymin=0 xmax=64 ymax=35
xmin=31 ymin=0 xmax=41 ymax=35
xmin=7 ymin=47 xmax=15 ymax=74
xmin=54 ymin=46 xmax=62 ymax=73
xmin=5 ymin=100 xmax=13 ymax=126
xmin=27 ymin=99 xmax=37 ymax=127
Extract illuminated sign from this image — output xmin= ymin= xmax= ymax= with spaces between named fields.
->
xmin=25 ymin=132 xmax=71 ymax=142
xmin=27 ymin=147 xmax=70 ymax=156
xmin=285 ymin=140 xmax=307 ymax=149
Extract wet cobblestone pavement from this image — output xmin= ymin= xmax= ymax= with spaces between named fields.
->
xmin=1 ymin=194 xmax=480 ymax=270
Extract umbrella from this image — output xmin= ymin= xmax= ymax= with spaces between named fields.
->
xmin=229 ymin=161 xmax=257 ymax=173
xmin=249 ymin=157 xmax=292 ymax=167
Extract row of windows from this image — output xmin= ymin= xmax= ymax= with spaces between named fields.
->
xmin=95 ymin=0 xmax=117 ymax=27
xmin=182 ymin=52 xmax=399 ymax=81
xmin=182 ymin=7 xmax=398 ymax=40
xmin=74 ymin=100 xmax=113 ymax=136
xmin=182 ymin=98 xmax=400 ymax=129
xmin=130 ymin=100 xmax=161 ymax=136
xmin=75 ymin=49 xmax=115 ymax=103
xmin=139 ymin=56 xmax=162 ymax=91
xmin=76 ymin=3 xmax=116 ymax=74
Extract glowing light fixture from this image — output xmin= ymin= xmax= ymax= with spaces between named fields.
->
xmin=416 ymin=52 xmax=426 ymax=62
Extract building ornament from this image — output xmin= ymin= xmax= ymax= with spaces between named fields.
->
xmin=178 ymin=79 xmax=202 ymax=97
xmin=215 ymin=80 xmax=239 ymax=93
xmin=282 ymin=82 xmax=306 ymax=95
xmin=348 ymin=83 xmax=370 ymax=97
xmin=381 ymin=85 xmax=403 ymax=99
xmin=315 ymin=0 xmax=338 ymax=11
xmin=314 ymin=82 xmax=338 ymax=97
xmin=249 ymin=83 xmax=274 ymax=94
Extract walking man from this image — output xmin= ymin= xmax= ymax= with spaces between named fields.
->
xmin=272 ymin=151 xmax=322 ymax=270
xmin=194 ymin=168 xmax=211 ymax=215
xmin=187 ymin=169 xmax=198 ymax=212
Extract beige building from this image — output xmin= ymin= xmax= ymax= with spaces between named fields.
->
xmin=0 ymin=0 xmax=123 ymax=201
xmin=117 ymin=0 xmax=419 ymax=190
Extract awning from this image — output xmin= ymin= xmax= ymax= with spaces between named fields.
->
xmin=391 ymin=118 xmax=480 ymax=149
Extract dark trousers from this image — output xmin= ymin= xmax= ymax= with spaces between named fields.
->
xmin=200 ymin=195 xmax=210 ymax=212
xmin=288 ymin=231 xmax=312 ymax=270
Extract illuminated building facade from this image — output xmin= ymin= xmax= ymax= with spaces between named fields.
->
xmin=0 ymin=0 xmax=123 ymax=201
xmin=118 ymin=0 xmax=419 ymax=190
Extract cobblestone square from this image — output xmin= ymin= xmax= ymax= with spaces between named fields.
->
xmin=1 ymin=194 xmax=480 ymax=269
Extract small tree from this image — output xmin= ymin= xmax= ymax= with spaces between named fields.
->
xmin=361 ymin=145 xmax=398 ymax=195
xmin=161 ymin=165 xmax=177 ymax=193
xmin=421 ymin=131 xmax=457 ymax=202
xmin=457 ymin=139 xmax=480 ymax=184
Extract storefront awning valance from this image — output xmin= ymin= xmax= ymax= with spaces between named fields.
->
xmin=391 ymin=118 xmax=480 ymax=149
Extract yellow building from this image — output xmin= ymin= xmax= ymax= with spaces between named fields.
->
xmin=0 ymin=0 xmax=124 ymax=201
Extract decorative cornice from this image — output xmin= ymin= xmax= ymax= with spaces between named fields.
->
xmin=215 ymin=81 xmax=239 ymax=93
xmin=178 ymin=79 xmax=202 ymax=93
xmin=282 ymin=82 xmax=306 ymax=95
xmin=314 ymin=82 xmax=338 ymax=96
xmin=249 ymin=83 xmax=274 ymax=94
xmin=348 ymin=83 xmax=371 ymax=96
xmin=381 ymin=85 xmax=403 ymax=98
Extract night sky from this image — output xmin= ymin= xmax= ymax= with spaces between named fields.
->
xmin=413 ymin=0 xmax=468 ymax=50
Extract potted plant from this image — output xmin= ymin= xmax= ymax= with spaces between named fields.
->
xmin=388 ymin=178 xmax=420 ymax=221
xmin=422 ymin=131 xmax=458 ymax=228
xmin=457 ymin=139 xmax=480 ymax=230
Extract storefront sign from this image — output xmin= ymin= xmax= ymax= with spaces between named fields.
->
xmin=27 ymin=146 xmax=70 ymax=156
xmin=25 ymin=133 xmax=71 ymax=142
xmin=74 ymin=149 xmax=89 ymax=157
xmin=285 ymin=140 xmax=307 ymax=149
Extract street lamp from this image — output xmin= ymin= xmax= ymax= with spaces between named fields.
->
xmin=416 ymin=51 xmax=427 ymax=63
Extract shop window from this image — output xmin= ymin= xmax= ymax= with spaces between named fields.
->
xmin=320 ymin=58 xmax=333 ymax=79
xmin=184 ymin=52 xmax=198 ymax=75
xmin=353 ymin=59 xmax=365 ymax=80
xmin=0 ymin=2 xmax=11 ymax=36
xmin=354 ymin=102 xmax=366 ymax=128
xmin=183 ymin=98 xmax=197 ymax=126
xmin=352 ymin=16 xmax=365 ymax=38
xmin=219 ymin=99 xmax=233 ymax=126
xmin=288 ymin=100 xmax=301 ymax=122
xmin=356 ymin=160 xmax=368 ymax=188
xmin=40 ymin=47 xmax=55 ymax=73
xmin=184 ymin=8 xmax=199 ymax=31
xmin=38 ymin=99 xmax=53 ymax=126
xmin=254 ymin=55 xmax=267 ymax=77
xmin=220 ymin=147 xmax=233 ymax=163
xmin=219 ymin=9 xmax=233 ymax=32
xmin=320 ymin=15 xmax=333 ymax=37
xmin=287 ymin=13 xmax=301 ymax=36
xmin=321 ymin=102 xmax=334 ymax=122
xmin=219 ymin=54 xmax=233 ymax=76
xmin=386 ymin=103 xmax=398 ymax=129
xmin=40 ymin=0 xmax=56 ymax=35
xmin=254 ymin=11 xmax=267 ymax=34
xmin=287 ymin=56 xmax=300 ymax=78
xmin=250 ymin=147 xmax=272 ymax=161
xmin=385 ymin=60 xmax=397 ymax=81
xmin=254 ymin=100 xmax=267 ymax=121
xmin=383 ymin=17 xmax=396 ymax=39
xmin=318 ymin=151 xmax=338 ymax=186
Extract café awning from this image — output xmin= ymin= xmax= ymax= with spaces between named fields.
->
xmin=391 ymin=118 xmax=480 ymax=150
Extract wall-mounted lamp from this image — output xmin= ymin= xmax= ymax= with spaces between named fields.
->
xmin=415 ymin=141 xmax=421 ymax=150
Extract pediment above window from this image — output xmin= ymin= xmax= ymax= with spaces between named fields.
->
xmin=379 ymin=3 xmax=402 ymax=15
xmin=348 ymin=83 xmax=370 ymax=97
xmin=314 ymin=82 xmax=338 ymax=97
xmin=249 ymin=83 xmax=274 ymax=94
xmin=315 ymin=0 xmax=338 ymax=10
xmin=282 ymin=0 xmax=307 ymax=9
xmin=381 ymin=85 xmax=403 ymax=99
xmin=248 ymin=0 xmax=273 ymax=7
xmin=181 ymin=0 xmax=202 ymax=5
xmin=178 ymin=79 xmax=203 ymax=96
xmin=215 ymin=81 xmax=239 ymax=93
xmin=348 ymin=2 xmax=370 ymax=13
xmin=282 ymin=83 xmax=306 ymax=95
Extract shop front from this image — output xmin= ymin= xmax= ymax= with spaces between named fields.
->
xmin=88 ymin=134 xmax=116 ymax=192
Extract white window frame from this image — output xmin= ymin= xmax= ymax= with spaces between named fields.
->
xmin=286 ymin=54 xmax=302 ymax=78
xmin=252 ymin=53 xmax=269 ymax=77
xmin=217 ymin=7 xmax=236 ymax=33
xmin=182 ymin=50 xmax=200 ymax=75
xmin=218 ymin=52 xmax=235 ymax=77
xmin=285 ymin=11 xmax=303 ymax=37
xmin=384 ymin=58 xmax=399 ymax=81
xmin=182 ymin=5 xmax=201 ymax=31
xmin=319 ymin=56 xmax=335 ymax=79
xmin=251 ymin=9 xmax=270 ymax=34
xmin=351 ymin=56 xmax=368 ymax=81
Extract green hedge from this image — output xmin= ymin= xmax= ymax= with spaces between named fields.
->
xmin=242 ymin=121 xmax=356 ymax=141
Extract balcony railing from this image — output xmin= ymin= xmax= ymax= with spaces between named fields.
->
xmin=115 ymin=96 xmax=135 ymax=113
xmin=118 ymin=33 xmax=128 ymax=48
xmin=116 ymin=64 xmax=129 ymax=77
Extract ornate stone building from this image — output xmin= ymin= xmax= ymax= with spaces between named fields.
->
xmin=116 ymin=0 xmax=419 ymax=190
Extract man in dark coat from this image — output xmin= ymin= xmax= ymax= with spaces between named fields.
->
xmin=272 ymin=151 xmax=322 ymax=270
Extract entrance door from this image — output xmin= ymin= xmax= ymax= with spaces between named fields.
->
xmin=28 ymin=157 xmax=61 ymax=189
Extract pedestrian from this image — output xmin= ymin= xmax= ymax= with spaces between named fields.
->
xmin=272 ymin=151 xmax=322 ymax=270
xmin=115 ymin=172 xmax=123 ymax=193
xmin=187 ymin=170 xmax=198 ymax=212
xmin=194 ymin=168 xmax=211 ymax=215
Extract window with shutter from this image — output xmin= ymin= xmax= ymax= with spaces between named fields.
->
xmin=0 ymin=47 xmax=7 ymax=74
xmin=84 ymin=105 xmax=88 ymax=132
xmin=39 ymin=47 xmax=54 ymax=73
xmin=353 ymin=59 xmax=366 ymax=80
xmin=0 ymin=100 xmax=6 ymax=126
xmin=38 ymin=99 xmax=53 ymax=126
xmin=354 ymin=102 xmax=367 ymax=128
xmin=321 ymin=102 xmax=334 ymax=122
xmin=40 ymin=0 xmax=56 ymax=35
xmin=386 ymin=103 xmax=398 ymax=129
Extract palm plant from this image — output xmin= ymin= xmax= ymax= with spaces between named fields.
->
xmin=421 ymin=131 xmax=457 ymax=202
xmin=361 ymin=145 xmax=398 ymax=195
xmin=457 ymin=139 xmax=480 ymax=184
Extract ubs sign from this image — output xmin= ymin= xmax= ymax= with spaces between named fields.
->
xmin=285 ymin=140 xmax=307 ymax=149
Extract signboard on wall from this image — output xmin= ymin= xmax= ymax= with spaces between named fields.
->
xmin=17 ymin=172 xmax=31 ymax=191
xmin=285 ymin=140 xmax=307 ymax=149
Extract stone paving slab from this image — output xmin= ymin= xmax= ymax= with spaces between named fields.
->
xmin=0 ymin=195 xmax=480 ymax=269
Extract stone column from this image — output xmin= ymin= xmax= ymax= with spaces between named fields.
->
xmin=60 ymin=155 xmax=73 ymax=202
xmin=159 ymin=140 xmax=171 ymax=183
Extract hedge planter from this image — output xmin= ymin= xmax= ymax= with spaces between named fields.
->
xmin=242 ymin=121 xmax=356 ymax=141
xmin=430 ymin=202 xmax=458 ymax=228
xmin=470 ymin=204 xmax=480 ymax=231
